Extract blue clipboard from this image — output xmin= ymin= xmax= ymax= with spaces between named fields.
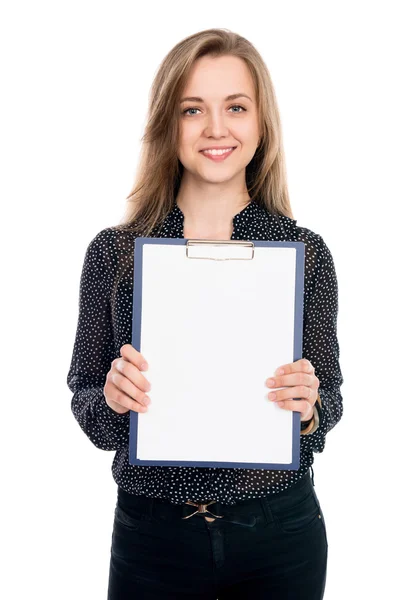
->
xmin=129 ymin=237 xmax=305 ymax=470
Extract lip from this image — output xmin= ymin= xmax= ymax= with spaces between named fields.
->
xmin=200 ymin=145 xmax=237 ymax=151
xmin=200 ymin=147 xmax=237 ymax=162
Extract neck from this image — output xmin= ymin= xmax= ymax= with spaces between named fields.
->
xmin=175 ymin=177 xmax=251 ymax=235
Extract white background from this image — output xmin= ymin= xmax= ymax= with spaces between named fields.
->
xmin=1 ymin=1 xmax=399 ymax=598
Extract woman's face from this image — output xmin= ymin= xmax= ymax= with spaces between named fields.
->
xmin=177 ymin=54 xmax=260 ymax=185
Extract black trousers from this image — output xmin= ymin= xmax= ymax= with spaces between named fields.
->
xmin=107 ymin=468 xmax=328 ymax=599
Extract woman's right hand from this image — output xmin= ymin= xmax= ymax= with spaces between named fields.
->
xmin=104 ymin=344 xmax=151 ymax=414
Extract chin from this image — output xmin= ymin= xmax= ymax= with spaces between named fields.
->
xmin=197 ymin=171 xmax=242 ymax=184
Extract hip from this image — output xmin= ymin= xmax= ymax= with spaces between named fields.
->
xmin=114 ymin=468 xmax=328 ymax=540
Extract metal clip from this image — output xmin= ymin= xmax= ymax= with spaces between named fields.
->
xmin=186 ymin=239 xmax=254 ymax=261
xmin=182 ymin=500 xmax=224 ymax=522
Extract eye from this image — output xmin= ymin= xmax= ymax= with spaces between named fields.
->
xmin=230 ymin=105 xmax=246 ymax=113
xmin=182 ymin=107 xmax=201 ymax=116
xmin=181 ymin=104 xmax=247 ymax=116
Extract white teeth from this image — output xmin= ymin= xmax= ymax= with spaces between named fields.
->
xmin=203 ymin=147 xmax=234 ymax=156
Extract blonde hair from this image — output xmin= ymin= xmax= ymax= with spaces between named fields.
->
xmin=116 ymin=27 xmax=294 ymax=236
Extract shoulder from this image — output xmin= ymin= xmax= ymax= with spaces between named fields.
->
xmin=87 ymin=225 xmax=135 ymax=252
xmin=81 ymin=227 xmax=136 ymax=294
xmin=295 ymin=224 xmax=336 ymax=278
xmin=80 ymin=227 xmax=135 ymax=291
xmin=275 ymin=213 xmax=322 ymax=247
xmin=86 ymin=226 xmax=135 ymax=263
xmin=273 ymin=215 xmax=338 ymax=303
xmin=277 ymin=214 xmax=334 ymax=269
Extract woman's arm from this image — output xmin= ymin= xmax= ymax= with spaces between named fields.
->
xmin=66 ymin=230 xmax=130 ymax=451
xmin=301 ymin=233 xmax=344 ymax=452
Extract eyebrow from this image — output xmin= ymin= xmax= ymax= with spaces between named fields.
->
xmin=180 ymin=93 xmax=253 ymax=104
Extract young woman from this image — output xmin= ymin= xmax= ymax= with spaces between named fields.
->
xmin=67 ymin=28 xmax=343 ymax=599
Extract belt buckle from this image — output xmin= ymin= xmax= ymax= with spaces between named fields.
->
xmin=182 ymin=500 xmax=224 ymax=522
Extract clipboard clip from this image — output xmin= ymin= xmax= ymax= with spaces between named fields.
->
xmin=186 ymin=239 xmax=255 ymax=261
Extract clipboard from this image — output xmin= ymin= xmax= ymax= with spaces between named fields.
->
xmin=129 ymin=237 xmax=305 ymax=470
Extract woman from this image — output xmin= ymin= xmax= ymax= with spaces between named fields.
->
xmin=67 ymin=28 xmax=343 ymax=599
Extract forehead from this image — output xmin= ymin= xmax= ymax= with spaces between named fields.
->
xmin=182 ymin=55 xmax=254 ymax=98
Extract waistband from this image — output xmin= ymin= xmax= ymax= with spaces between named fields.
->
xmin=117 ymin=469 xmax=313 ymax=527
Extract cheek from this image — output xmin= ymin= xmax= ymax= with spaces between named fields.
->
xmin=178 ymin=130 xmax=200 ymax=157
xmin=177 ymin=145 xmax=198 ymax=170
xmin=234 ymin=114 xmax=258 ymax=138
xmin=237 ymin=122 xmax=258 ymax=143
xmin=180 ymin=119 xmax=202 ymax=140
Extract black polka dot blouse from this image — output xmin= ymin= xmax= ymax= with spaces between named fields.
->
xmin=67 ymin=200 xmax=344 ymax=506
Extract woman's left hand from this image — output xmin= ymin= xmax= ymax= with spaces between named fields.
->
xmin=265 ymin=358 xmax=320 ymax=422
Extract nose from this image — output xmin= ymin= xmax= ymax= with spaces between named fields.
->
xmin=204 ymin=109 xmax=230 ymax=139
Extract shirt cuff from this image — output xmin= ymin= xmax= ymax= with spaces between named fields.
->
xmin=300 ymin=393 xmax=322 ymax=435
xmin=98 ymin=392 xmax=130 ymax=423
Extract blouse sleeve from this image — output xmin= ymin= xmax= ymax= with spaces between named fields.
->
xmin=301 ymin=233 xmax=344 ymax=453
xmin=66 ymin=231 xmax=130 ymax=451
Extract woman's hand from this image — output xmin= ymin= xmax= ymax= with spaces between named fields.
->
xmin=103 ymin=344 xmax=152 ymax=415
xmin=265 ymin=358 xmax=319 ymax=422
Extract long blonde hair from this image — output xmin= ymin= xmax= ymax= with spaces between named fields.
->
xmin=117 ymin=28 xmax=294 ymax=236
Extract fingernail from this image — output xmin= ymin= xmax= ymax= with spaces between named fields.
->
xmin=275 ymin=368 xmax=284 ymax=375
xmin=141 ymin=362 xmax=148 ymax=370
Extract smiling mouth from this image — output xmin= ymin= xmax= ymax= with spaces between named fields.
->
xmin=201 ymin=146 xmax=237 ymax=153
xmin=200 ymin=147 xmax=237 ymax=160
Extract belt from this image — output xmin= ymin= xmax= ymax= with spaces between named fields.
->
xmin=182 ymin=500 xmax=224 ymax=523
xmin=117 ymin=470 xmax=313 ymax=527
xmin=182 ymin=500 xmax=257 ymax=526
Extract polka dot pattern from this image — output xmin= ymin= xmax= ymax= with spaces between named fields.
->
xmin=67 ymin=200 xmax=343 ymax=505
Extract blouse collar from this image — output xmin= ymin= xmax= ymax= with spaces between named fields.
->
xmin=154 ymin=197 xmax=297 ymax=242
xmin=158 ymin=199 xmax=276 ymax=240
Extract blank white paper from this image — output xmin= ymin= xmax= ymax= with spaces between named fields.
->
xmin=135 ymin=242 xmax=299 ymax=465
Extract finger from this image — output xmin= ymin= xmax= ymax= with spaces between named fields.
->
xmin=275 ymin=398 xmax=313 ymax=419
xmin=107 ymin=380 xmax=149 ymax=413
xmin=120 ymin=344 xmax=148 ymax=370
xmin=111 ymin=371 xmax=151 ymax=408
xmin=114 ymin=357 xmax=151 ymax=393
xmin=274 ymin=358 xmax=314 ymax=376
xmin=266 ymin=371 xmax=315 ymax=390
xmin=268 ymin=385 xmax=316 ymax=404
